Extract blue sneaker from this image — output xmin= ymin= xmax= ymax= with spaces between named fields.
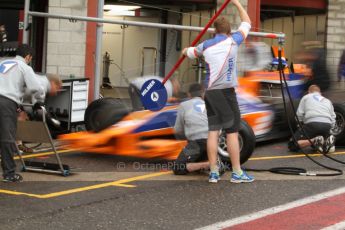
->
xmin=231 ymin=170 xmax=254 ymax=183
xmin=209 ymin=172 xmax=220 ymax=183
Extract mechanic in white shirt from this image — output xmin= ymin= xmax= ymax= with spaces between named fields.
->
xmin=288 ymin=84 xmax=336 ymax=153
xmin=173 ymin=83 xmax=225 ymax=175
xmin=0 ymin=44 xmax=57 ymax=182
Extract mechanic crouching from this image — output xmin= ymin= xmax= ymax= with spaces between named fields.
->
xmin=173 ymin=83 xmax=225 ymax=175
xmin=0 ymin=44 xmax=59 ymax=182
xmin=288 ymin=85 xmax=336 ymax=154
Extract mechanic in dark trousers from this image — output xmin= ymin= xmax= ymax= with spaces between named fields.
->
xmin=0 ymin=44 xmax=52 ymax=182
xmin=288 ymin=85 xmax=336 ymax=153
xmin=173 ymin=83 xmax=224 ymax=175
xmin=182 ymin=0 xmax=254 ymax=183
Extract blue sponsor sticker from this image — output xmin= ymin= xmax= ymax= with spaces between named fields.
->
xmin=193 ymin=101 xmax=206 ymax=113
xmin=313 ymin=94 xmax=324 ymax=102
xmin=0 ymin=61 xmax=17 ymax=74
xmin=140 ymin=79 xmax=168 ymax=111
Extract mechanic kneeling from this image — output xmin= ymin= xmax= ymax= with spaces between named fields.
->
xmin=288 ymin=85 xmax=336 ymax=153
xmin=173 ymin=83 xmax=224 ymax=175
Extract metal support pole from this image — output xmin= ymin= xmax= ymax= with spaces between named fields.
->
xmin=28 ymin=11 xmax=285 ymax=39
xmin=197 ymin=59 xmax=203 ymax=83
xmin=94 ymin=0 xmax=104 ymax=100
xmin=23 ymin=0 xmax=31 ymax=44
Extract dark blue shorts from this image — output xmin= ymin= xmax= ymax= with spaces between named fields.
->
xmin=204 ymin=88 xmax=240 ymax=133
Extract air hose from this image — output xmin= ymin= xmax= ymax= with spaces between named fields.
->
xmin=245 ymin=39 xmax=343 ymax=176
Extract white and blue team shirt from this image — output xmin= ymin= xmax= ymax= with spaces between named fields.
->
xmin=0 ymin=56 xmax=49 ymax=104
xmin=186 ymin=22 xmax=251 ymax=90
xmin=174 ymin=97 xmax=208 ymax=141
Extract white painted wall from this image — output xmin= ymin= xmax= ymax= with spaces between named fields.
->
xmin=46 ymin=0 xmax=87 ymax=77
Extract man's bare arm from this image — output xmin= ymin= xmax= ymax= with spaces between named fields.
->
xmin=232 ymin=0 xmax=251 ymax=24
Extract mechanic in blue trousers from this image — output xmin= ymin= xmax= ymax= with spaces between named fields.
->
xmin=182 ymin=0 xmax=254 ymax=183
xmin=0 ymin=44 xmax=56 ymax=182
xmin=173 ymin=83 xmax=225 ymax=175
xmin=128 ymin=75 xmax=180 ymax=111
xmin=288 ymin=85 xmax=336 ymax=154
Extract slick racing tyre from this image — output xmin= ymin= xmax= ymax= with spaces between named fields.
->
xmin=84 ymin=98 xmax=130 ymax=132
xmin=218 ymin=120 xmax=256 ymax=166
xmin=332 ymin=103 xmax=345 ymax=146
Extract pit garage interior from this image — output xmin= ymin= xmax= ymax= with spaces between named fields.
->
xmin=0 ymin=0 xmax=329 ymax=100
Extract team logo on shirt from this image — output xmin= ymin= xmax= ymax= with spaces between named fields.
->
xmin=193 ymin=101 xmax=206 ymax=113
xmin=0 ymin=61 xmax=17 ymax=74
xmin=227 ymin=57 xmax=234 ymax=81
xmin=313 ymin=94 xmax=324 ymax=102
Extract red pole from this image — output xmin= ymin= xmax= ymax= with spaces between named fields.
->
xmin=162 ymin=0 xmax=232 ymax=84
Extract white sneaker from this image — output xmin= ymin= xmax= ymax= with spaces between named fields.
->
xmin=325 ymin=135 xmax=336 ymax=153
xmin=328 ymin=146 xmax=335 ymax=153
xmin=313 ymin=136 xmax=324 ymax=153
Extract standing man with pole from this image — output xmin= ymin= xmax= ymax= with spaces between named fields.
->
xmin=183 ymin=0 xmax=254 ymax=183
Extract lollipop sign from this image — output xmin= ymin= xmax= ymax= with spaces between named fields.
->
xmin=140 ymin=0 xmax=232 ymax=111
xmin=140 ymin=79 xmax=168 ymax=111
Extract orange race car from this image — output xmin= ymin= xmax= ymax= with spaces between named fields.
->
xmin=59 ymin=84 xmax=277 ymax=164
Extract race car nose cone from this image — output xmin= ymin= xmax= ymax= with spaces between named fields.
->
xmin=140 ymin=79 xmax=168 ymax=111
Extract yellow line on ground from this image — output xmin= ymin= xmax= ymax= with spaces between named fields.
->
xmin=111 ymin=171 xmax=173 ymax=184
xmin=0 ymin=189 xmax=42 ymax=198
xmin=249 ymin=151 xmax=345 ymax=161
xmin=38 ymin=182 xmax=133 ymax=199
xmin=113 ymin=183 xmax=137 ymax=188
xmin=14 ymin=149 xmax=74 ymax=160
xmin=0 ymin=171 xmax=171 ymax=199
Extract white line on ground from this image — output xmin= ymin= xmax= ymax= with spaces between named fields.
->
xmin=196 ymin=186 xmax=345 ymax=230
xmin=321 ymin=220 xmax=345 ymax=230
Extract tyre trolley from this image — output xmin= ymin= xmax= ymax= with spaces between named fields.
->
xmin=16 ymin=105 xmax=70 ymax=176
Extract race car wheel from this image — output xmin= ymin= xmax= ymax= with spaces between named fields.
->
xmin=218 ymin=120 xmax=256 ymax=166
xmin=332 ymin=103 xmax=345 ymax=146
xmin=84 ymin=98 xmax=130 ymax=132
